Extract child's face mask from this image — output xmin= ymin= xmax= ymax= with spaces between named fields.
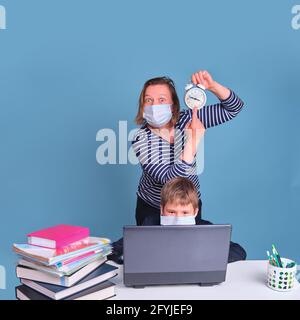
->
xmin=160 ymin=214 xmax=196 ymax=226
xmin=160 ymin=203 xmax=198 ymax=225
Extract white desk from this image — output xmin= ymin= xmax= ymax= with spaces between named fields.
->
xmin=107 ymin=260 xmax=300 ymax=300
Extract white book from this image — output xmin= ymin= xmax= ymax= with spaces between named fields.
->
xmin=18 ymin=254 xmax=107 ymax=277
xmin=16 ymin=281 xmax=116 ymax=300
xmin=16 ymin=258 xmax=106 ymax=287
xmin=20 ymin=263 xmax=118 ymax=300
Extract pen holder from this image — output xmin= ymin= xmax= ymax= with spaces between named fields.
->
xmin=266 ymin=258 xmax=297 ymax=292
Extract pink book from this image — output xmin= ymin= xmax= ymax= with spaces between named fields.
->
xmin=27 ymin=224 xmax=90 ymax=249
xmin=58 ymin=250 xmax=99 ymax=266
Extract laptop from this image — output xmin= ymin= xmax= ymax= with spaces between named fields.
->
xmin=123 ymin=225 xmax=231 ymax=288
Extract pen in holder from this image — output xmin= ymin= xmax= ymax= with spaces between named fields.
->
xmin=267 ymin=258 xmax=297 ymax=292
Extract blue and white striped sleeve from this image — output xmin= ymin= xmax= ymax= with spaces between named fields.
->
xmin=132 ymin=131 xmax=195 ymax=185
xmin=199 ymin=90 xmax=244 ymax=128
xmin=183 ymin=90 xmax=245 ymax=129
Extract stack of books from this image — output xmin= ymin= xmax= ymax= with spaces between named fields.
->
xmin=13 ymin=224 xmax=118 ymax=300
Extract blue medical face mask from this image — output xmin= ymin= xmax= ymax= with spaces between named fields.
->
xmin=160 ymin=214 xmax=196 ymax=226
xmin=143 ymin=104 xmax=172 ymax=128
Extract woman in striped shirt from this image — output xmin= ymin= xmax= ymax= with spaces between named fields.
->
xmin=108 ymin=70 xmax=246 ymax=263
xmin=133 ymin=70 xmax=244 ymax=225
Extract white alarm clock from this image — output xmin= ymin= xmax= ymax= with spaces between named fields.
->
xmin=184 ymin=83 xmax=207 ymax=110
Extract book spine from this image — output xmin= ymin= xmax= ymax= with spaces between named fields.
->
xmin=17 ymin=267 xmax=63 ymax=286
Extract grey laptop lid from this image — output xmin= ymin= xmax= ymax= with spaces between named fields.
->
xmin=123 ymin=225 xmax=232 ymax=287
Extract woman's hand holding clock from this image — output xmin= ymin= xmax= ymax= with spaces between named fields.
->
xmin=192 ymin=70 xmax=231 ymax=101
xmin=192 ymin=70 xmax=215 ymax=90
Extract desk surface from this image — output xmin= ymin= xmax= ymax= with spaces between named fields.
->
xmin=106 ymin=260 xmax=300 ymax=300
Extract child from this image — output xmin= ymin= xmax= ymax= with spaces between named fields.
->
xmin=158 ymin=177 xmax=247 ymax=263
xmin=109 ymin=177 xmax=246 ymax=264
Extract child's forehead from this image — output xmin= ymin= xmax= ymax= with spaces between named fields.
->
xmin=164 ymin=201 xmax=194 ymax=208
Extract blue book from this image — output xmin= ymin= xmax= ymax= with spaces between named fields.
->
xmin=19 ymin=263 xmax=118 ymax=300
xmin=16 ymin=280 xmax=116 ymax=300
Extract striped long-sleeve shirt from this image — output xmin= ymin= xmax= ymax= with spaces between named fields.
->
xmin=132 ymin=89 xmax=245 ymax=209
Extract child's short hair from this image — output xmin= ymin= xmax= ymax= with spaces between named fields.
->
xmin=161 ymin=177 xmax=199 ymax=210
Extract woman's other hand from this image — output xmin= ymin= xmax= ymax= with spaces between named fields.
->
xmin=181 ymin=107 xmax=205 ymax=163
xmin=185 ymin=106 xmax=205 ymax=143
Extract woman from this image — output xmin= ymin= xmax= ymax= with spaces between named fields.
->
xmin=133 ymin=70 xmax=244 ymax=225
xmin=108 ymin=70 xmax=246 ymax=263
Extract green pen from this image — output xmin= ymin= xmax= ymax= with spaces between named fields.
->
xmin=269 ymin=250 xmax=279 ymax=267
xmin=272 ymin=244 xmax=283 ymax=267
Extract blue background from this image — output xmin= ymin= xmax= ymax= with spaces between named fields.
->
xmin=0 ymin=0 xmax=299 ymax=299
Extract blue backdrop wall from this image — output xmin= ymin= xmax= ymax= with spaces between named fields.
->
xmin=0 ymin=0 xmax=299 ymax=299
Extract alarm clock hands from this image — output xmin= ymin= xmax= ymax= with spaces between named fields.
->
xmin=192 ymin=70 xmax=215 ymax=91
xmin=190 ymin=96 xmax=201 ymax=102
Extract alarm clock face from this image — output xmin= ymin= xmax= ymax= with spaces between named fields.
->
xmin=185 ymin=87 xmax=207 ymax=110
